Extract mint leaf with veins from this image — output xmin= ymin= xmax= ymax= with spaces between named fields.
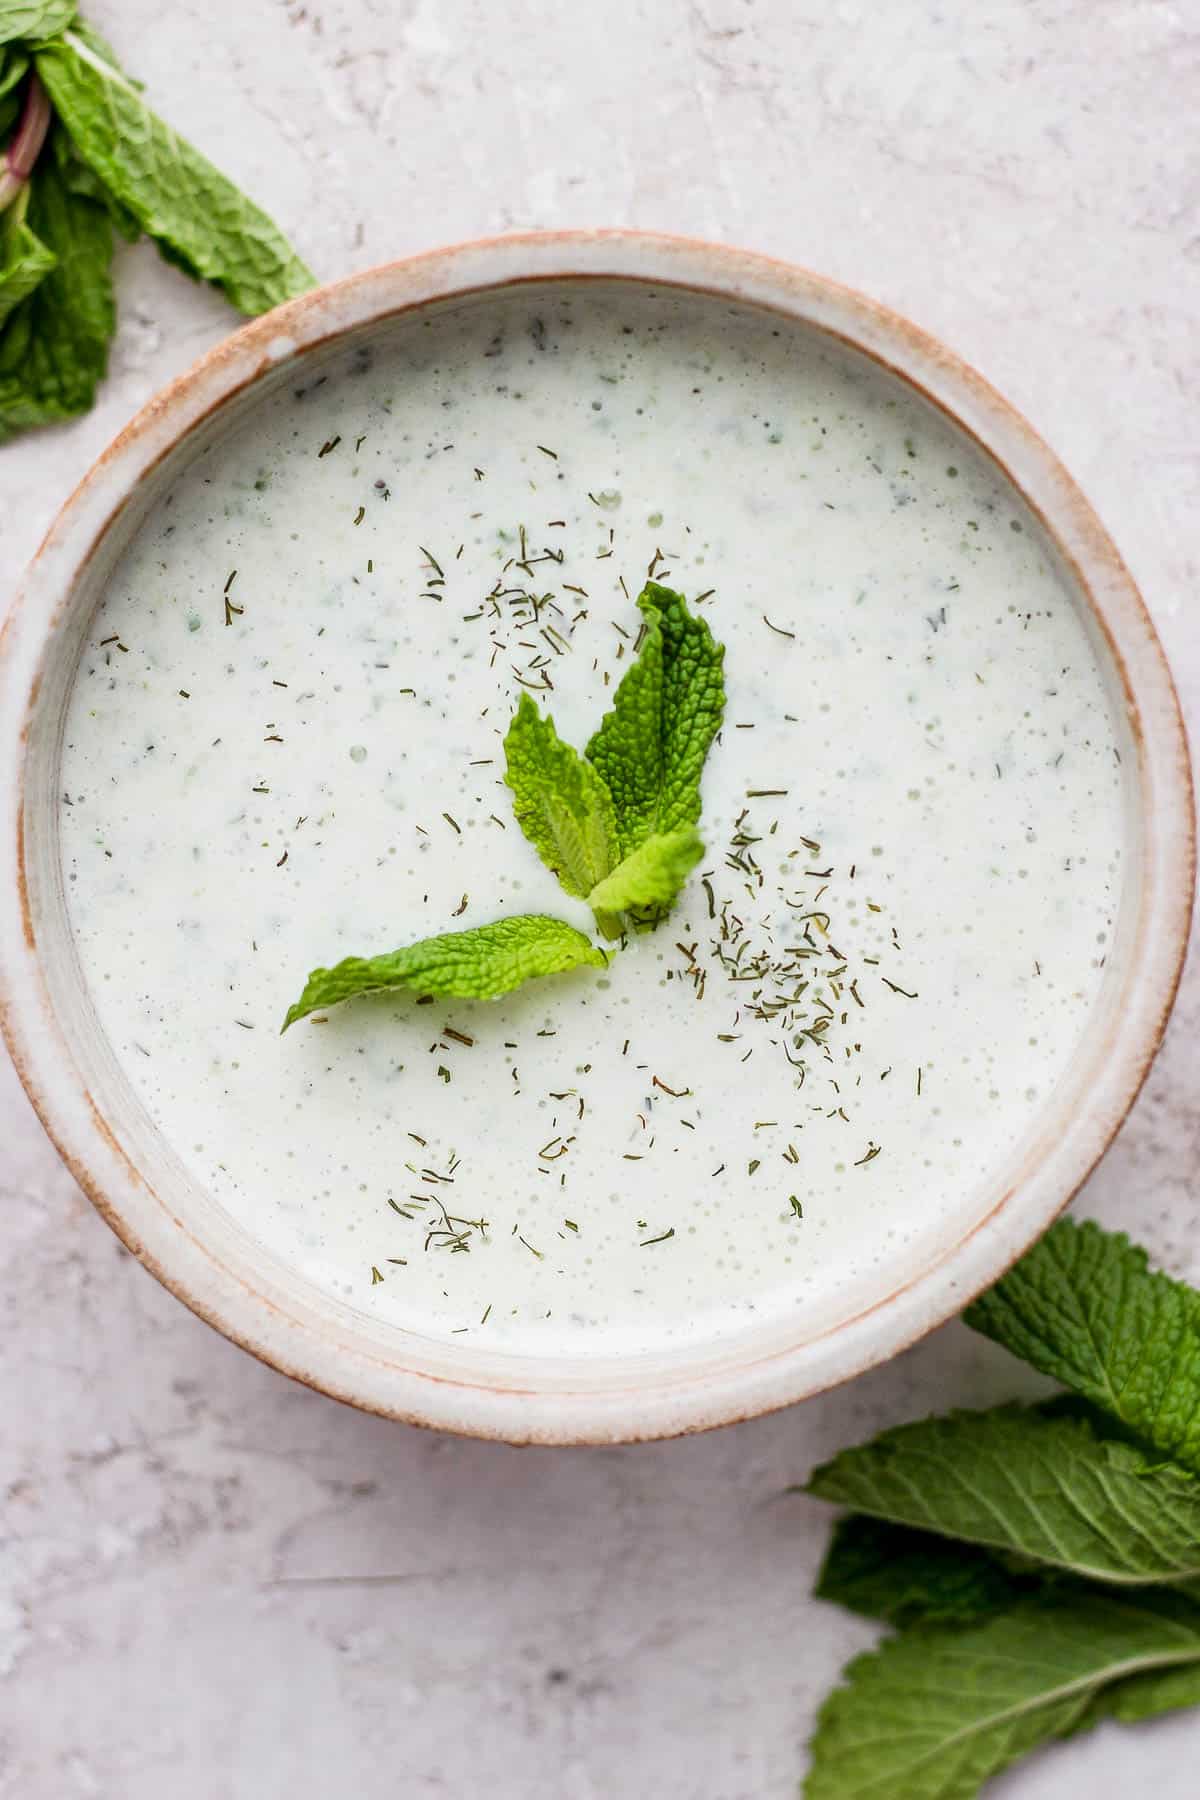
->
xmin=504 ymin=589 xmax=721 ymax=940
xmin=503 ymin=691 xmax=620 ymax=901
xmin=0 ymin=3 xmax=75 ymax=48
xmin=0 ymin=13 xmax=309 ymax=437
xmin=1069 ymin=1656 xmax=1200 ymax=1734
xmin=35 ymin=30 xmax=314 ymax=314
xmin=586 ymin=582 xmax=725 ymax=858
xmin=585 ymin=825 xmax=704 ymax=929
xmin=814 ymin=1515 xmax=1026 ymax=1631
xmin=0 ymin=208 xmax=54 ymax=326
xmin=282 ymin=916 xmax=607 ymax=1031
xmin=965 ymin=1219 xmax=1200 ymax=1475
xmin=49 ymin=113 xmax=139 ymax=239
xmin=807 ymin=1403 xmax=1200 ymax=1589
xmin=804 ymin=1590 xmax=1200 ymax=1800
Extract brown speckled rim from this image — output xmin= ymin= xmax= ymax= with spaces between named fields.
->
xmin=1 ymin=231 xmax=1194 ymax=1444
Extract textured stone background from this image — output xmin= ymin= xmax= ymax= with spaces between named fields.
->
xmin=2 ymin=3 xmax=1197 ymax=1795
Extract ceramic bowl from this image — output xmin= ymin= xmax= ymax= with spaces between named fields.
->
xmin=1 ymin=232 xmax=1193 ymax=1443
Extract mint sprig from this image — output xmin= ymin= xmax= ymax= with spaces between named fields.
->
xmin=803 ymin=1218 xmax=1200 ymax=1798
xmin=282 ymin=916 xmax=607 ymax=1032
xmin=284 ymin=583 xmax=724 ymax=1029
xmin=0 ymin=7 xmax=313 ymax=440
xmin=504 ymin=581 xmax=724 ymax=938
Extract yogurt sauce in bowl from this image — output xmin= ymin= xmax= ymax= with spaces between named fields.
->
xmin=56 ymin=280 xmax=1127 ymax=1357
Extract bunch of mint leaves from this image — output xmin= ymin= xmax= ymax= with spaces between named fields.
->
xmin=0 ymin=2 xmax=313 ymax=441
xmin=803 ymin=1217 xmax=1200 ymax=1798
xmin=283 ymin=581 xmax=726 ymax=1029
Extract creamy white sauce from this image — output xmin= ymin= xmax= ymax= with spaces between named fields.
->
xmin=59 ymin=285 xmax=1125 ymax=1353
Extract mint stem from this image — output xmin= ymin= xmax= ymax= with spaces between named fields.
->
xmin=0 ymin=75 xmax=51 ymax=215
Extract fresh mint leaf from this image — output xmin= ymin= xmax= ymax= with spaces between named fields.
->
xmin=815 ymin=1515 xmax=1025 ymax=1630
xmin=0 ymin=210 xmax=54 ymax=327
xmin=0 ymin=129 xmax=112 ymax=439
xmin=807 ymin=1403 xmax=1200 ymax=1588
xmin=49 ymin=117 xmax=138 ymax=239
xmin=1070 ymin=1657 xmax=1200 ymax=1733
xmin=0 ymin=2 xmax=74 ymax=47
xmin=283 ymin=915 xmax=607 ymax=1030
xmin=65 ymin=16 xmax=125 ymax=73
xmin=504 ymin=586 xmax=722 ymax=939
xmin=585 ymin=825 xmax=704 ymax=923
xmin=503 ymin=691 xmax=620 ymax=901
xmin=804 ymin=1591 xmax=1200 ymax=1800
xmin=586 ymin=582 xmax=725 ymax=858
xmin=965 ymin=1218 xmax=1200 ymax=1476
xmin=35 ymin=30 xmax=314 ymax=314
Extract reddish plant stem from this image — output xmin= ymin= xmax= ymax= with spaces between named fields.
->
xmin=0 ymin=75 xmax=52 ymax=215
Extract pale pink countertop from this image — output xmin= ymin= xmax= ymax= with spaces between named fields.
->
xmin=2 ymin=2 xmax=1197 ymax=1794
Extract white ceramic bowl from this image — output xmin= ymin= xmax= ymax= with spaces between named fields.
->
xmin=1 ymin=232 xmax=1193 ymax=1443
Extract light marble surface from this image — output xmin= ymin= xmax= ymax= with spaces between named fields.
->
xmin=2 ymin=2 xmax=1198 ymax=1794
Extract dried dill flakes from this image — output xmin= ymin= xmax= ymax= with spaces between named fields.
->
xmin=277 ymin=488 xmax=918 ymax=1289
xmin=668 ymin=804 xmax=919 ymax=1172
xmin=222 ymin=569 xmax=244 ymax=626
xmin=651 ymin=1075 xmax=691 ymax=1098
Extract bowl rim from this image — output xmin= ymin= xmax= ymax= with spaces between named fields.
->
xmin=1 ymin=227 xmax=1194 ymax=1444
